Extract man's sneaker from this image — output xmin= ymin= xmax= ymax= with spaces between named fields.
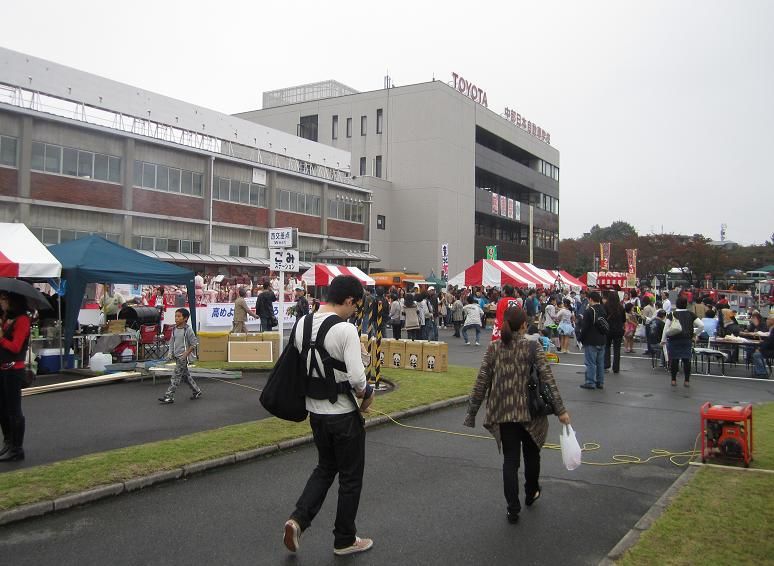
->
xmin=334 ymin=536 xmax=373 ymax=556
xmin=283 ymin=519 xmax=301 ymax=552
xmin=158 ymin=396 xmax=174 ymax=404
xmin=191 ymin=390 xmax=202 ymax=400
xmin=475 ymin=342 xmax=481 ymax=346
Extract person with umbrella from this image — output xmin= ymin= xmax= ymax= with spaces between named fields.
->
xmin=0 ymin=278 xmax=49 ymax=462
xmin=0 ymin=290 xmax=32 ymax=461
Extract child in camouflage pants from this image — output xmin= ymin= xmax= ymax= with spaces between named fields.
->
xmin=158 ymin=308 xmax=201 ymax=404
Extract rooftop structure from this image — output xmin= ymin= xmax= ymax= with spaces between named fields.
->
xmin=263 ymin=80 xmax=359 ymax=109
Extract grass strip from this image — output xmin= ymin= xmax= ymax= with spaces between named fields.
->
xmin=619 ymin=467 xmax=774 ymax=565
xmin=620 ymin=401 xmax=774 ymax=565
xmin=0 ymin=365 xmax=476 ymax=511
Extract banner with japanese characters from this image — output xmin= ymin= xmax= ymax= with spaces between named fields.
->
xmin=206 ymin=299 xmax=295 ymax=327
xmin=599 ymin=242 xmax=611 ymax=271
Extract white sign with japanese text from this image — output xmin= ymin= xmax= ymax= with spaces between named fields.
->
xmin=270 ymin=248 xmax=299 ymax=272
xmin=268 ymin=228 xmax=294 ymax=248
xmin=205 ymin=299 xmax=296 ymax=327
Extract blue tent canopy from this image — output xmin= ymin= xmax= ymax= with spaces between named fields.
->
xmin=49 ymin=236 xmax=197 ymax=350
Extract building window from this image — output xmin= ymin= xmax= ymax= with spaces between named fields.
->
xmin=332 ymin=115 xmax=338 ymax=140
xmin=299 ymin=114 xmax=318 ymax=142
xmin=32 ymin=226 xmax=121 ymax=245
xmin=376 ymin=109 xmax=383 ymax=134
xmin=377 ymin=214 xmax=386 ymax=230
xmin=212 ymin=175 xmax=266 ymax=207
xmin=276 ymin=188 xmax=321 ymax=215
xmin=31 ymin=141 xmax=121 ymax=182
xmin=328 ymin=196 xmax=365 ymax=223
xmin=0 ymin=136 xmax=18 ymax=167
xmin=375 ymin=155 xmax=382 ymax=178
xmin=135 ymin=160 xmax=202 ymax=196
xmin=132 ymin=235 xmax=201 ymax=254
xmin=229 ymin=245 xmax=249 ymax=257
xmin=360 ymin=115 xmax=367 ymax=136
xmin=346 ymin=117 xmax=352 ymax=138
xmin=359 ymin=157 xmax=367 ymax=176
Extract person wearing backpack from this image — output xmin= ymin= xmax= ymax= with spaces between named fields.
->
xmin=661 ymin=296 xmax=704 ymax=387
xmin=580 ymin=291 xmax=607 ymax=390
xmin=283 ymin=275 xmax=374 ymax=557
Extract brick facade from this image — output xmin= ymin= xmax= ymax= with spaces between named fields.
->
xmin=132 ymin=188 xmax=205 ymax=220
xmin=276 ymin=211 xmax=323 ymax=234
xmin=0 ymin=168 xmax=18 ymax=196
xmin=327 ymin=219 xmax=365 ymax=240
xmin=31 ymin=173 xmax=123 ymax=208
xmin=212 ymin=201 xmax=268 ymax=227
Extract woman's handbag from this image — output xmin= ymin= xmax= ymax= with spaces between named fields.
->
xmin=665 ymin=314 xmax=683 ymax=337
xmin=527 ymin=341 xmax=555 ymax=418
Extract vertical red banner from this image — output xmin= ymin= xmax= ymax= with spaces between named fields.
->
xmin=599 ymin=242 xmax=611 ymax=271
xmin=626 ymin=249 xmax=637 ymax=276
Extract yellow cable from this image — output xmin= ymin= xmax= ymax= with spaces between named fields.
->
xmin=369 ymin=409 xmax=701 ymax=468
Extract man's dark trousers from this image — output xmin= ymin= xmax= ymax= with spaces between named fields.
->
xmin=291 ymin=411 xmax=365 ymax=549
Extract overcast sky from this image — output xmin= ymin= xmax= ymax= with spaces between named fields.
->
xmin=4 ymin=1 xmax=772 ymax=245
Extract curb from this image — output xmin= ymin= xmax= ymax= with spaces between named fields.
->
xmin=0 ymin=395 xmax=469 ymax=527
xmin=599 ymin=465 xmax=700 ymax=565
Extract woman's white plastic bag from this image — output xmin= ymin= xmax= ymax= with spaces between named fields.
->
xmin=559 ymin=424 xmax=582 ymax=470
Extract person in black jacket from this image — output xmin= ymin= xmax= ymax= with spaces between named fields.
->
xmin=580 ymin=291 xmax=607 ymax=390
xmin=603 ymin=291 xmax=626 ymax=374
xmin=255 ymin=282 xmax=277 ymax=331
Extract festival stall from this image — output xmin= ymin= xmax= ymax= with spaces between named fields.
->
xmin=544 ymin=269 xmax=585 ymax=292
xmin=580 ymin=271 xmax=629 ymax=289
xmin=448 ymin=260 xmax=563 ymax=289
xmin=301 ymin=264 xmax=375 ymax=287
xmin=0 ymin=223 xmax=62 ymax=278
xmin=49 ymin=236 xmax=197 ymax=352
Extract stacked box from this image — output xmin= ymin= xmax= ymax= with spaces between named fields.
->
xmin=404 ymin=341 xmax=424 ymax=371
xmin=228 ymin=333 xmax=247 ymax=342
xmin=197 ymin=331 xmax=229 ymax=362
xmin=261 ymin=331 xmax=281 ymax=362
xmin=377 ymin=338 xmax=394 ymax=367
xmin=228 ymin=341 xmax=273 ymax=363
xmin=422 ymin=341 xmax=448 ymax=372
xmin=246 ymin=332 xmax=263 ymax=341
xmin=388 ymin=340 xmax=406 ymax=369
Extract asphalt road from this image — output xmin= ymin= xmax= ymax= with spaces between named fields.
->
xmin=1 ymin=338 xmax=772 ymax=565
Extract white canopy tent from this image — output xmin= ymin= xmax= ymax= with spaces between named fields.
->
xmin=0 ymin=223 xmax=61 ymax=278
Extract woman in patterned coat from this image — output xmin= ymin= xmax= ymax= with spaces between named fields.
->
xmin=464 ymin=306 xmax=571 ymax=524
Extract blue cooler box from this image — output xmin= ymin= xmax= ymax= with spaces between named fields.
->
xmin=37 ymin=348 xmax=75 ymax=374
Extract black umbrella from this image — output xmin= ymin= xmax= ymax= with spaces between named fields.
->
xmin=0 ymin=278 xmax=52 ymax=311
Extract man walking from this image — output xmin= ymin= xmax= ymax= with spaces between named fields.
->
xmin=255 ymin=282 xmax=276 ymax=331
xmin=580 ymin=291 xmax=607 ymax=390
xmin=231 ymin=287 xmax=257 ymax=333
xmin=283 ymin=275 xmax=374 ymax=556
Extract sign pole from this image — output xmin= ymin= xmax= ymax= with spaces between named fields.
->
xmin=278 ymin=268 xmax=285 ymax=350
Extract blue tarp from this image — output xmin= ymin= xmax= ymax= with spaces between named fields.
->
xmin=49 ymin=236 xmax=196 ymax=350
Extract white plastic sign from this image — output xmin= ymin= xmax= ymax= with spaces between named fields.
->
xmin=268 ymin=228 xmax=293 ymax=248
xmin=270 ymin=248 xmax=299 ymax=273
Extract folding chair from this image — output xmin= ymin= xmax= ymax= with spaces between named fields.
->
xmin=139 ymin=324 xmax=162 ymax=360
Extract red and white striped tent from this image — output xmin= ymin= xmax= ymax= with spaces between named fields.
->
xmin=448 ymin=260 xmax=574 ymax=290
xmin=545 ymin=270 xmax=586 ymax=292
xmin=0 ymin=223 xmax=61 ymax=278
xmin=301 ymin=263 xmax=375 ymax=287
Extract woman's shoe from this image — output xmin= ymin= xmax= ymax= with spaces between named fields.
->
xmin=526 ymin=489 xmax=542 ymax=506
xmin=506 ymin=511 xmax=519 ymax=524
xmin=671 ymin=380 xmax=677 ymax=387
xmin=684 ymin=381 xmax=690 ymax=387
xmin=0 ymin=447 xmax=24 ymax=462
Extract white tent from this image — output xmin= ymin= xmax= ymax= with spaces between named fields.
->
xmin=0 ymin=223 xmax=61 ymax=278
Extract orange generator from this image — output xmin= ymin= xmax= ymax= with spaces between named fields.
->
xmin=700 ymin=402 xmax=753 ymax=467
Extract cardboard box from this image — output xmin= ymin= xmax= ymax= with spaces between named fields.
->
xmin=422 ymin=341 xmax=448 ymax=372
xmin=106 ymin=319 xmax=127 ymax=334
xmin=228 ymin=333 xmax=247 ymax=342
xmin=388 ymin=340 xmax=406 ymax=369
xmin=246 ymin=332 xmax=263 ymax=341
xmin=228 ymin=341 xmax=273 ymax=363
xmin=261 ymin=331 xmax=281 ymax=362
xmin=404 ymin=340 xmax=424 ymax=371
xmin=376 ymin=338 xmax=394 ymax=367
xmin=197 ymin=331 xmax=229 ymax=362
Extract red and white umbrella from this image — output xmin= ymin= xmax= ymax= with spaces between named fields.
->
xmin=0 ymin=223 xmax=61 ymax=278
xmin=301 ymin=264 xmax=375 ymax=287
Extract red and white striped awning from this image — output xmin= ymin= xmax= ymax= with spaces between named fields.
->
xmin=301 ymin=263 xmax=375 ymax=287
xmin=448 ymin=260 xmax=563 ymax=289
xmin=0 ymin=223 xmax=61 ymax=278
xmin=544 ymin=270 xmax=585 ymax=292
xmin=596 ymin=271 xmax=629 ymax=288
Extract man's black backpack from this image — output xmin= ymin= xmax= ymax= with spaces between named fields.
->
xmin=259 ymin=314 xmax=350 ymax=422
xmin=592 ymin=305 xmax=610 ymax=335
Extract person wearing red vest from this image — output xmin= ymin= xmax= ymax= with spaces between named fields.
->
xmin=492 ymin=285 xmax=521 ymax=342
